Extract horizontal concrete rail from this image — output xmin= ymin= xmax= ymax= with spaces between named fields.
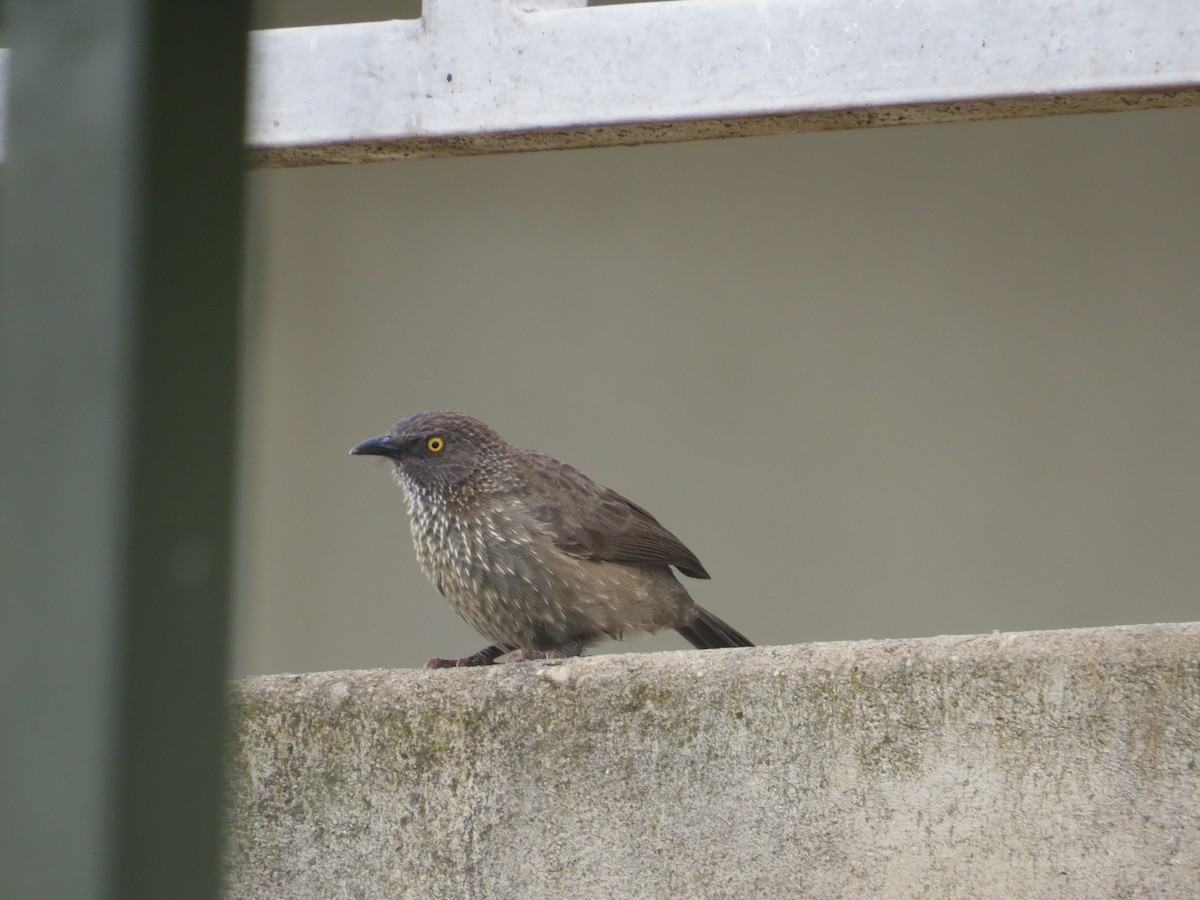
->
xmin=240 ymin=0 xmax=1200 ymax=166
xmin=226 ymin=622 xmax=1200 ymax=897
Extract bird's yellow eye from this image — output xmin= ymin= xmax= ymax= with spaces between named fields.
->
xmin=426 ymin=436 xmax=445 ymax=453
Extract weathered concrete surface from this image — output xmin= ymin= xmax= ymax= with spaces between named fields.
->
xmin=225 ymin=623 xmax=1200 ymax=898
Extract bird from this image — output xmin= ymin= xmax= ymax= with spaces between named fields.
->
xmin=350 ymin=411 xmax=752 ymax=668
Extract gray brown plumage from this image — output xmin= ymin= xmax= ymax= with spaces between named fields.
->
xmin=351 ymin=411 xmax=752 ymax=668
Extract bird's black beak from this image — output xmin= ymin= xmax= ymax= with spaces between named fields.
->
xmin=350 ymin=435 xmax=402 ymax=459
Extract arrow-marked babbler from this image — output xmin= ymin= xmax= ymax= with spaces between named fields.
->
xmin=351 ymin=411 xmax=752 ymax=668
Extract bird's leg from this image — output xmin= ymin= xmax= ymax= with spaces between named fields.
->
xmin=508 ymin=639 xmax=585 ymax=663
xmin=424 ymin=644 xmax=506 ymax=669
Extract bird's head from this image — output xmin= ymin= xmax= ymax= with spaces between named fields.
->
xmin=350 ymin=411 xmax=505 ymax=496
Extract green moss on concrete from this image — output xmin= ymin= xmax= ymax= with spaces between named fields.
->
xmin=225 ymin=623 xmax=1200 ymax=899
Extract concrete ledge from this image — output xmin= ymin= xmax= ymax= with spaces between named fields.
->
xmin=226 ymin=623 xmax=1200 ymax=897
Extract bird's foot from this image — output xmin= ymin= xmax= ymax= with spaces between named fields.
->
xmin=508 ymin=639 xmax=585 ymax=663
xmin=424 ymin=644 xmax=505 ymax=669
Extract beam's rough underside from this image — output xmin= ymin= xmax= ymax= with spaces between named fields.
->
xmin=250 ymin=91 xmax=1200 ymax=166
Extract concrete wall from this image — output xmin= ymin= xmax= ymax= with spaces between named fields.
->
xmin=226 ymin=622 xmax=1200 ymax=898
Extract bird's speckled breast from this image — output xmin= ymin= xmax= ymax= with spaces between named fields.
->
xmin=401 ymin=476 xmax=563 ymax=648
xmin=403 ymin=482 xmax=481 ymax=596
xmin=398 ymin=474 xmax=680 ymax=651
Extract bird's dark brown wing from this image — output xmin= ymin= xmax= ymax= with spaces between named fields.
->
xmin=518 ymin=451 xmax=710 ymax=579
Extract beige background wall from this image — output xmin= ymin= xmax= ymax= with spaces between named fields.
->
xmin=235 ymin=0 xmax=1200 ymax=676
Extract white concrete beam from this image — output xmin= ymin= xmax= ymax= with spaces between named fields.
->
xmin=248 ymin=0 xmax=1200 ymax=165
xmin=3 ymin=0 xmax=1199 ymax=167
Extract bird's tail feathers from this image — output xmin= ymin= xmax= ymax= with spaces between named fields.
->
xmin=675 ymin=604 xmax=753 ymax=649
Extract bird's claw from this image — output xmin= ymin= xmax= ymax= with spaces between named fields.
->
xmin=423 ymin=644 xmax=506 ymax=669
xmin=424 ymin=656 xmax=470 ymax=669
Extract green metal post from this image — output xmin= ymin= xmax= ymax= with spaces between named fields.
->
xmin=1 ymin=1 xmax=250 ymax=897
